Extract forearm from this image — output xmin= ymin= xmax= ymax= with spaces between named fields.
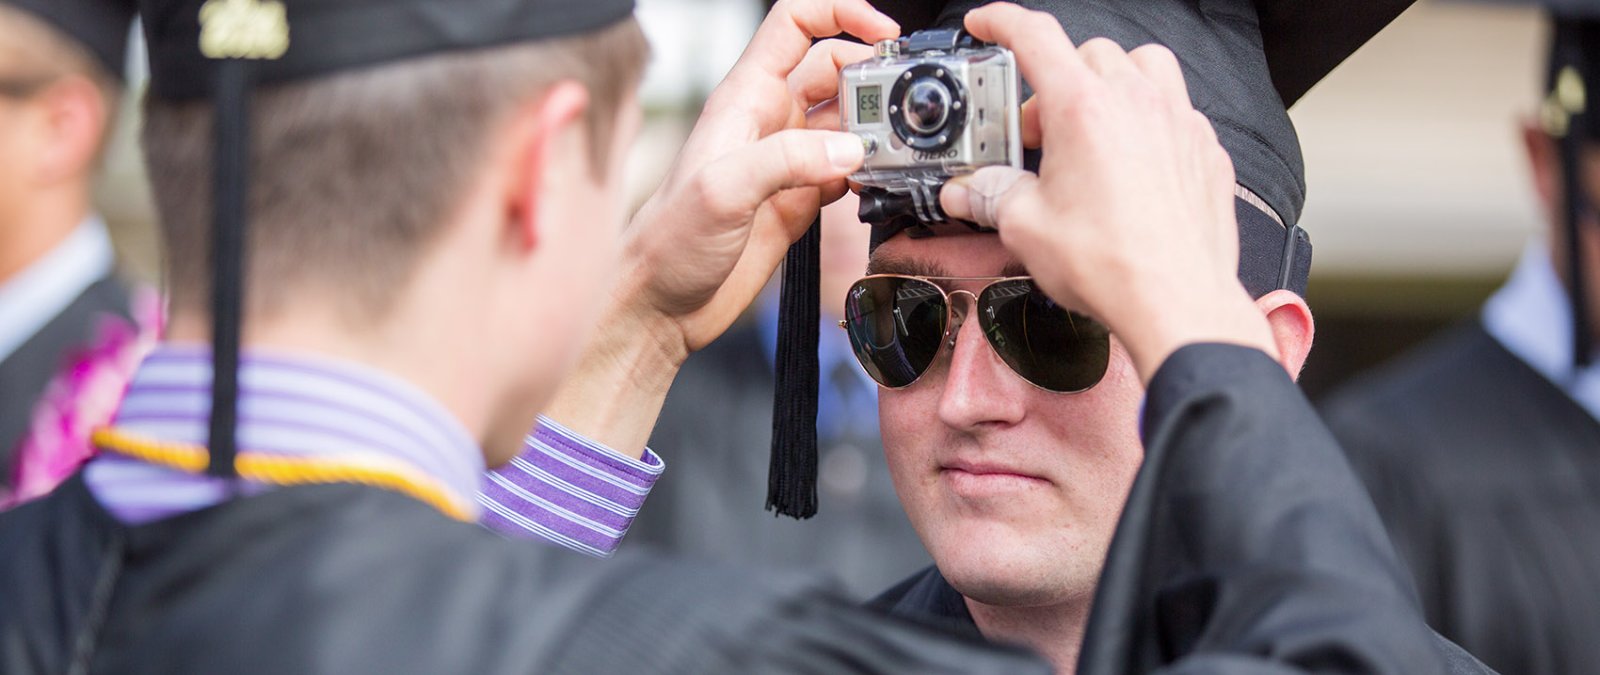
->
xmin=542 ymin=293 xmax=688 ymax=460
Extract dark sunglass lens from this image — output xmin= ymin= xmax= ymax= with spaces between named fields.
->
xmin=979 ymin=280 xmax=1110 ymax=392
xmin=843 ymin=277 xmax=948 ymax=388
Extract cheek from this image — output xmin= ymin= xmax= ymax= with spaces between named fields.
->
xmin=1050 ymin=354 xmax=1147 ymax=515
xmin=0 ymin=128 xmax=25 ymax=181
xmin=527 ymin=181 xmax=617 ymax=357
xmin=877 ymin=385 xmax=947 ymax=510
xmin=553 ymin=176 xmax=622 ymax=268
xmin=877 ymin=390 xmax=919 ymax=477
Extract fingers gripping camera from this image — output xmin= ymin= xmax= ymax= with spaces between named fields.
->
xmin=842 ymin=29 xmax=1022 ymax=229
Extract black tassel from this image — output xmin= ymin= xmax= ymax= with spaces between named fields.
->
xmin=1552 ymin=26 xmax=1594 ymax=370
xmin=1560 ymin=117 xmax=1593 ymax=370
xmin=767 ymin=218 xmax=822 ymax=519
xmin=206 ymin=58 xmax=250 ymax=478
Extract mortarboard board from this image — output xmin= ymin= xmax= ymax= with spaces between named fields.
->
xmin=766 ymin=0 xmax=1417 ymax=519
xmin=1 ymin=0 xmax=138 ymax=80
xmin=137 ymin=0 xmax=635 ymax=479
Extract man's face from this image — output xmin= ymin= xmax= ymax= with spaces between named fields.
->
xmin=872 ymin=232 xmax=1146 ymax=609
xmin=1526 ymin=130 xmax=1600 ymax=344
xmin=546 ymin=97 xmax=643 ymax=331
xmin=0 ymin=31 xmax=47 ymax=233
xmin=483 ymin=95 xmax=642 ymax=465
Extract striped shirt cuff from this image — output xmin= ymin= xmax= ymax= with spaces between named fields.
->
xmin=477 ymin=415 xmax=664 ymax=558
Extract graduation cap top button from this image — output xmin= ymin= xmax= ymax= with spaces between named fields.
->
xmin=1542 ymin=66 xmax=1588 ymax=137
xmin=199 ymin=0 xmax=289 ymax=60
xmin=1558 ymin=66 xmax=1587 ymax=115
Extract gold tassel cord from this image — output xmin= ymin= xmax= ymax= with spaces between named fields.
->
xmin=91 ymin=427 xmax=475 ymax=522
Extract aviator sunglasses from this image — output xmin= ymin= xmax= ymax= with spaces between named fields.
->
xmin=840 ymin=275 xmax=1112 ymax=393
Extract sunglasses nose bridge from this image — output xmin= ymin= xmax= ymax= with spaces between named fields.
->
xmin=943 ymin=290 xmax=980 ymax=348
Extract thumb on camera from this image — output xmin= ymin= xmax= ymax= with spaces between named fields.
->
xmin=940 ymin=166 xmax=1037 ymax=230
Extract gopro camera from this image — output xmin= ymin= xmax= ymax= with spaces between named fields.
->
xmin=841 ymin=28 xmax=1022 ymax=226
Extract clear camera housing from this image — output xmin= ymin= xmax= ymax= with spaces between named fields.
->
xmin=841 ymin=29 xmax=1022 ymax=224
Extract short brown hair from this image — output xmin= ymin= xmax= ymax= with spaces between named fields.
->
xmin=144 ymin=18 xmax=649 ymax=322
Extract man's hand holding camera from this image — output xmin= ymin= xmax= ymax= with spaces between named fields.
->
xmin=621 ymin=0 xmax=898 ymax=359
xmin=546 ymin=0 xmax=898 ymax=454
xmin=941 ymin=3 xmax=1279 ymax=383
xmin=551 ymin=0 xmax=1285 ymax=454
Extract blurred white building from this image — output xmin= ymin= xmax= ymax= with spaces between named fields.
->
xmin=1293 ymin=0 xmax=1545 ymax=278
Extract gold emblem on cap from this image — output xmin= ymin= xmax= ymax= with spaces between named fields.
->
xmin=199 ymin=0 xmax=290 ymax=60
xmin=1543 ymin=66 xmax=1588 ymax=138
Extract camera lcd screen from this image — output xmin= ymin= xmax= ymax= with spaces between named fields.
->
xmin=857 ymin=85 xmax=882 ymax=124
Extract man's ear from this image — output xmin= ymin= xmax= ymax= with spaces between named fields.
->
xmin=34 ymin=74 xmax=109 ymax=185
xmin=1255 ymin=289 xmax=1314 ymax=380
xmin=504 ymin=81 xmax=591 ymax=253
xmin=1521 ymin=116 xmax=1561 ymax=230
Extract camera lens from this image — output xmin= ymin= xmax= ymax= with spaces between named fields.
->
xmin=886 ymin=64 xmax=968 ymax=152
xmin=903 ymin=79 xmax=951 ymax=135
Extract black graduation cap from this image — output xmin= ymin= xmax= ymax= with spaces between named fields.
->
xmin=137 ymin=0 xmax=635 ymax=478
xmin=766 ymin=0 xmax=1416 ymax=519
xmin=1 ymin=0 xmax=137 ymax=80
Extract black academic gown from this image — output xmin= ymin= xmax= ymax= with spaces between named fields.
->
xmin=872 ymin=564 xmax=981 ymax=636
xmin=1 ymin=344 xmax=1487 ymax=674
xmin=0 ymin=275 xmax=132 ymax=477
xmin=878 ymin=345 xmax=1491 ymax=674
xmin=1321 ymin=322 xmax=1600 ymax=675
xmin=0 ymin=471 xmax=1047 ymax=674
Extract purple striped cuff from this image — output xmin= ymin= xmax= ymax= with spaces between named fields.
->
xmin=478 ymin=415 xmax=664 ymax=557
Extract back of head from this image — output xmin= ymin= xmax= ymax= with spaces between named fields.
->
xmin=141 ymin=4 xmax=649 ymax=322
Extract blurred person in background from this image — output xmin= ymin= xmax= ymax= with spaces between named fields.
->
xmin=1320 ymin=3 xmax=1600 ymax=673
xmin=0 ymin=0 xmax=151 ymax=508
xmin=633 ymin=190 xmax=931 ymax=598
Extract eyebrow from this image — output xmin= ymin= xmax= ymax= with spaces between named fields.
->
xmin=865 ymin=255 xmax=949 ymax=277
xmin=865 ymin=254 xmax=1031 ymax=279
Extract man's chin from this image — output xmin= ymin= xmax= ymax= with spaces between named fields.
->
xmin=926 ymin=520 xmax=1085 ymax=608
xmin=942 ymin=563 xmax=1077 ymax=609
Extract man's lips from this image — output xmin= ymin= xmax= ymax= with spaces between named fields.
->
xmin=939 ymin=458 xmax=1049 ymax=496
xmin=940 ymin=458 xmax=1046 ymax=480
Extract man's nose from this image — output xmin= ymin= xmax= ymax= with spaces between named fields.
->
xmin=936 ymin=294 xmax=1028 ymax=431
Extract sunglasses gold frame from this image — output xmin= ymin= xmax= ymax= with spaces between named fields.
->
xmin=837 ymin=274 xmax=1110 ymax=393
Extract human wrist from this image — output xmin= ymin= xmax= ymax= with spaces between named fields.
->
xmin=540 ymin=279 xmax=688 ymax=458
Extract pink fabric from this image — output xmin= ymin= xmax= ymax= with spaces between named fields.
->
xmin=4 ymin=288 xmax=162 ymax=508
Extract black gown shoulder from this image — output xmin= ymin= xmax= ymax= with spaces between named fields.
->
xmin=869 ymin=565 xmax=981 ymax=637
xmin=1080 ymin=344 xmax=1491 ymax=675
xmin=0 ymin=472 xmax=1047 ymax=675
